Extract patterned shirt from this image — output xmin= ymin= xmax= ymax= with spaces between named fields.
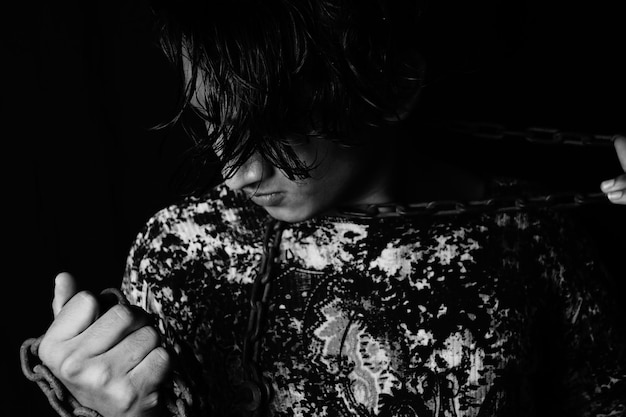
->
xmin=122 ymin=184 xmax=626 ymax=417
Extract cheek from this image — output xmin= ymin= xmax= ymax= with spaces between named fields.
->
xmin=301 ymin=155 xmax=362 ymax=202
xmin=286 ymin=139 xmax=367 ymax=205
xmin=320 ymin=148 xmax=364 ymax=182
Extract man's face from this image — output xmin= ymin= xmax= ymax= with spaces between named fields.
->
xmin=187 ymin=66 xmax=396 ymax=222
xmin=222 ymin=136 xmax=392 ymax=222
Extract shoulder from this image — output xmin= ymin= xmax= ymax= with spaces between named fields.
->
xmin=140 ymin=184 xmax=268 ymax=245
xmin=122 ymin=183 xmax=269 ymax=310
xmin=124 ymin=184 xmax=269 ymax=279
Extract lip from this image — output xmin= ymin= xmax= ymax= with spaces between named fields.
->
xmin=249 ymin=191 xmax=285 ymax=207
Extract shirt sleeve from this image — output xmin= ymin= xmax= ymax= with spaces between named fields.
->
xmin=121 ymin=210 xmax=207 ymax=417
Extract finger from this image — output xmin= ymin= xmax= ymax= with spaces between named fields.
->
xmin=600 ymin=173 xmax=626 ymax=205
xmin=46 ymin=291 xmax=101 ymax=341
xmin=79 ymin=304 xmax=151 ymax=355
xmin=607 ymin=190 xmax=626 ymax=204
xmin=53 ymin=272 xmax=79 ymax=317
xmin=614 ymin=135 xmax=626 ymax=172
xmin=104 ymin=325 xmax=161 ymax=374
xmin=601 ymin=174 xmax=626 ymax=193
xmin=128 ymin=346 xmax=172 ymax=393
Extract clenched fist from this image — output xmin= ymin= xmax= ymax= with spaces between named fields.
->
xmin=38 ymin=273 xmax=172 ymax=417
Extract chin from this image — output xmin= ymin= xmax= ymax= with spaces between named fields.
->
xmin=264 ymin=205 xmax=318 ymax=223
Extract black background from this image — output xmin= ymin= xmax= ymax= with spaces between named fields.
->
xmin=4 ymin=1 xmax=625 ymax=416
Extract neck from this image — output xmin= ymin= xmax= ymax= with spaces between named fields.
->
xmin=341 ymin=135 xmax=400 ymax=207
xmin=397 ymin=155 xmax=487 ymax=203
xmin=358 ymin=135 xmax=487 ymax=206
xmin=338 ymin=130 xmax=487 ymax=210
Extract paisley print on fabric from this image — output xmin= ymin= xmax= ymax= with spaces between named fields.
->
xmin=122 ymin=184 xmax=626 ymax=417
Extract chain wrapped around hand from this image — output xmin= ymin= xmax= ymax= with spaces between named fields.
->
xmin=19 ymin=288 xmax=129 ymax=417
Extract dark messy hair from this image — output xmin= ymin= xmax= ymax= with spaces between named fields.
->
xmin=150 ymin=0 xmax=424 ymax=180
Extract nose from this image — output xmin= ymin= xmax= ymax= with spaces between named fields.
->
xmin=223 ymin=152 xmax=272 ymax=191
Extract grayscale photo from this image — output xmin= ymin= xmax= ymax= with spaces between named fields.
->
xmin=6 ymin=0 xmax=626 ymax=416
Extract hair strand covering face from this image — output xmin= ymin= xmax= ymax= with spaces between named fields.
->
xmin=149 ymin=0 xmax=425 ymax=182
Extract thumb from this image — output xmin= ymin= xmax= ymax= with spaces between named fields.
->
xmin=52 ymin=272 xmax=79 ymax=317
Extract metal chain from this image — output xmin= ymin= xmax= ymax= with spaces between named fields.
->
xmin=331 ymin=120 xmax=621 ymax=218
xmin=20 ymin=336 xmax=103 ymax=417
xmin=436 ymin=120 xmax=621 ymax=146
xmin=20 ymin=288 xmax=190 ymax=417
xmin=235 ymin=219 xmax=285 ymax=416
xmin=20 ymin=224 xmax=287 ymax=417
xmin=19 ymin=122 xmax=621 ymax=416
xmin=19 ymin=288 xmax=128 ymax=417
xmin=336 ymin=190 xmax=611 ymax=219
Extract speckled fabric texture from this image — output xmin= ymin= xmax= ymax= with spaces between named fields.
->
xmin=122 ymin=184 xmax=626 ymax=417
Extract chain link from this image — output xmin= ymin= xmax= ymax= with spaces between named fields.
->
xmin=331 ymin=120 xmax=621 ymax=218
xmin=19 ymin=288 xmax=192 ymax=417
xmin=19 ymin=229 xmax=289 ymax=417
xmin=20 ymin=122 xmax=621 ymax=416
xmin=235 ymin=219 xmax=285 ymax=416
xmin=21 ymin=336 xmax=102 ymax=417
xmin=19 ymin=288 xmax=130 ymax=417
xmin=438 ymin=120 xmax=621 ymax=146
xmin=336 ymin=191 xmax=610 ymax=219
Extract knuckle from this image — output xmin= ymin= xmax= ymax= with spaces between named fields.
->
xmin=136 ymin=326 xmax=160 ymax=346
xmin=75 ymin=291 xmax=99 ymax=312
xmin=152 ymin=347 xmax=172 ymax=373
xmin=109 ymin=304 xmax=136 ymax=324
xmin=89 ymin=363 xmax=114 ymax=388
xmin=57 ymin=354 xmax=87 ymax=382
xmin=58 ymin=356 xmax=115 ymax=390
xmin=37 ymin=337 xmax=56 ymax=366
xmin=142 ymin=391 xmax=161 ymax=410
xmin=110 ymin=382 xmax=139 ymax=412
